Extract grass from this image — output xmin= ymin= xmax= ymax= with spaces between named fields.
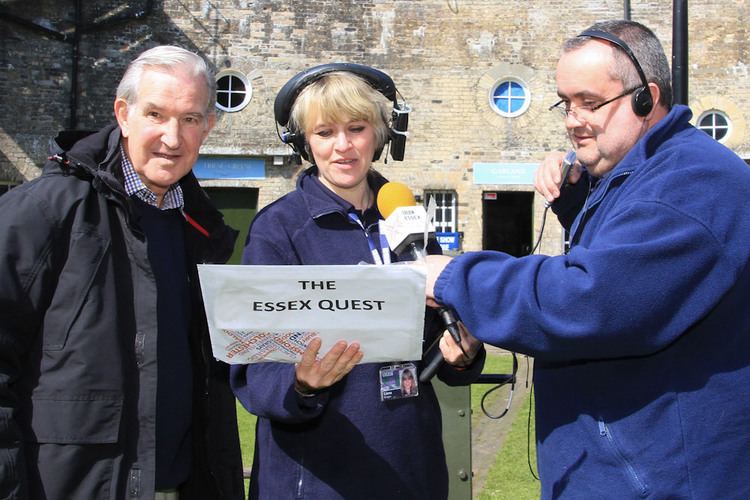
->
xmin=235 ymin=401 xmax=255 ymax=495
xmin=473 ymin=353 xmax=539 ymax=499
xmin=235 ymin=352 xmax=539 ymax=499
xmin=475 ymin=386 xmax=539 ymax=499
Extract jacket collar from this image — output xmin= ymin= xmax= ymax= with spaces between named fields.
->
xmin=296 ymin=165 xmax=389 ymax=220
xmin=45 ymin=124 xmax=237 ymax=259
xmin=46 ymin=123 xmax=128 ymax=199
xmin=586 ymin=105 xmax=693 ymax=208
xmin=569 ymin=105 xmax=693 ymax=242
xmin=46 ymin=124 xmax=210 ymax=212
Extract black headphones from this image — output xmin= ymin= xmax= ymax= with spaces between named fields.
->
xmin=273 ymin=62 xmax=410 ymax=162
xmin=578 ymin=29 xmax=654 ymax=117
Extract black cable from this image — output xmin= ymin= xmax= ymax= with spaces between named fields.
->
xmin=526 ymin=380 xmax=539 ymax=480
xmin=530 ymin=204 xmax=550 ymax=255
xmin=479 ymin=353 xmax=518 ymax=419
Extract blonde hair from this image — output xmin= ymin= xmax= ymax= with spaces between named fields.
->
xmin=288 ymin=72 xmax=392 ymax=159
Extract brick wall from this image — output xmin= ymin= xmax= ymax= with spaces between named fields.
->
xmin=1 ymin=0 xmax=748 ymax=252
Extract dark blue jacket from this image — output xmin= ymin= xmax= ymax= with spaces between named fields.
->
xmin=0 ymin=125 xmax=244 ymax=500
xmin=435 ymin=106 xmax=750 ymax=499
xmin=231 ymin=167 xmax=485 ymax=500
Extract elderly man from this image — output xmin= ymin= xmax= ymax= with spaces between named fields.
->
xmin=0 ymin=46 xmax=243 ymax=499
xmin=426 ymin=20 xmax=750 ymax=499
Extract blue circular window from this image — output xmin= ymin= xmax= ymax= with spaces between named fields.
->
xmin=489 ymin=79 xmax=530 ymax=117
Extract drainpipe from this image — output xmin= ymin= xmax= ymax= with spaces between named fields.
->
xmin=672 ymin=0 xmax=688 ymax=105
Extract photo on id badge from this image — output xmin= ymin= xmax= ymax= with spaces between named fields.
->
xmin=379 ymin=362 xmax=419 ymax=401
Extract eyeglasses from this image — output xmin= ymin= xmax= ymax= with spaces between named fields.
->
xmin=549 ymin=87 xmax=639 ymax=121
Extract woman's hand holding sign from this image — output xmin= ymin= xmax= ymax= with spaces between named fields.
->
xmin=294 ymin=337 xmax=364 ymax=395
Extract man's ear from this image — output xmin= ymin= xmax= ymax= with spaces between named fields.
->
xmin=645 ymin=82 xmax=661 ymax=118
xmin=114 ymin=98 xmax=130 ymax=138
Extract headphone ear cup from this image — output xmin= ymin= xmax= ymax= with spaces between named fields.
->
xmin=388 ymin=104 xmax=410 ymax=161
xmin=631 ymin=86 xmax=653 ymax=116
xmin=281 ymin=130 xmax=310 ymax=162
xmin=291 ymin=134 xmax=309 ymax=162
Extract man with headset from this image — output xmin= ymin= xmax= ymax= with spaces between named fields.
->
xmin=425 ymin=19 xmax=750 ymax=498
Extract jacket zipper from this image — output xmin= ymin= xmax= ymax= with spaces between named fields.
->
xmin=598 ymin=419 xmax=650 ymax=497
xmin=570 ymin=170 xmax=633 ymax=247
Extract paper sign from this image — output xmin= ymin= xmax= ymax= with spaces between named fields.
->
xmin=197 ymin=264 xmax=427 ymax=364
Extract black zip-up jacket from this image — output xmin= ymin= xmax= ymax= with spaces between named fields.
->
xmin=0 ymin=124 xmax=243 ymax=500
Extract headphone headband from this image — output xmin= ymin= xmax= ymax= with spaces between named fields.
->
xmin=578 ymin=29 xmax=653 ymax=116
xmin=274 ymin=63 xmax=397 ymax=127
xmin=578 ymin=30 xmax=649 ymax=89
xmin=273 ymin=63 xmax=408 ymax=162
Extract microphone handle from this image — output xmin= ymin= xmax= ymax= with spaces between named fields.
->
xmin=419 ymin=349 xmax=443 ymax=383
xmin=406 ymin=240 xmax=460 ymax=382
xmin=438 ymin=307 xmax=462 ymax=345
xmin=420 ymin=308 xmax=463 ymax=383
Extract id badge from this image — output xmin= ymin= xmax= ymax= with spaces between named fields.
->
xmin=379 ymin=362 xmax=419 ymax=401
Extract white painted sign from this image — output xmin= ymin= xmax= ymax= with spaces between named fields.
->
xmin=197 ymin=264 xmax=427 ymax=364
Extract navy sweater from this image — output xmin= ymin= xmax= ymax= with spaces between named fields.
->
xmin=132 ymin=198 xmax=193 ymax=489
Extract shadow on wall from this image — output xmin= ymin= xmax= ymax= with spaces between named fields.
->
xmin=0 ymin=0 xmax=229 ymax=182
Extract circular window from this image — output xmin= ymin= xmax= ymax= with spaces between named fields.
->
xmin=697 ymin=110 xmax=731 ymax=143
xmin=489 ymin=78 xmax=530 ymax=117
xmin=215 ymin=70 xmax=252 ymax=112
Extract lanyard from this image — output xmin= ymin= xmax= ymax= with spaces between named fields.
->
xmin=348 ymin=212 xmax=391 ymax=265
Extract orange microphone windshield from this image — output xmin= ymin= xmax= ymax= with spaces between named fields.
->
xmin=377 ymin=182 xmax=416 ymax=218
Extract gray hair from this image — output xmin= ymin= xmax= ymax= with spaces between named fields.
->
xmin=116 ymin=45 xmax=216 ymax=115
xmin=564 ymin=20 xmax=672 ymax=109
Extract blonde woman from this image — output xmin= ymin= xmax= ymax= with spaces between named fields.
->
xmin=231 ymin=64 xmax=484 ymax=500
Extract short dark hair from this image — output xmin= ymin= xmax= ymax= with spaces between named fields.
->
xmin=565 ymin=20 xmax=672 ymax=108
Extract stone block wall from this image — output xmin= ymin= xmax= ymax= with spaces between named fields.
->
xmin=2 ymin=0 xmax=748 ymax=251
